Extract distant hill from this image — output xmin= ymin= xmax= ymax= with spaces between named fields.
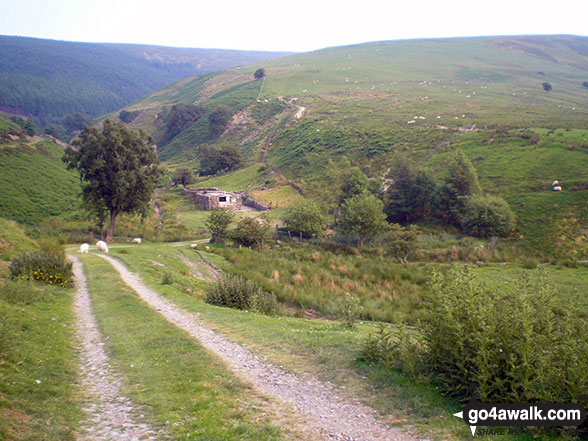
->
xmin=0 ymin=35 xmax=291 ymax=127
xmin=116 ymin=35 xmax=588 ymax=256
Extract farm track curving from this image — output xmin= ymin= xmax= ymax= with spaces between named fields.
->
xmin=96 ymin=254 xmax=426 ymax=441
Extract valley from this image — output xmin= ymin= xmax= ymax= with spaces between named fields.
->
xmin=1 ymin=34 xmax=587 ymax=441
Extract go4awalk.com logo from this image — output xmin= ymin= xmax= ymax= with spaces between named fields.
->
xmin=453 ymin=402 xmax=586 ymax=437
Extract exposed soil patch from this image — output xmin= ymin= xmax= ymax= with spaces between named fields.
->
xmin=98 ymin=254 xmax=425 ymax=441
xmin=69 ymin=255 xmax=161 ymax=441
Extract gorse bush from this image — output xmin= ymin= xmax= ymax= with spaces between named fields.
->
xmin=205 ymin=274 xmax=279 ymax=315
xmin=9 ymin=250 xmax=73 ymax=287
xmin=378 ymin=267 xmax=588 ymax=407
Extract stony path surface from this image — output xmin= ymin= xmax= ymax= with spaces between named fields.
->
xmin=97 ymin=254 xmax=424 ymax=441
xmin=69 ymin=255 xmax=160 ymax=441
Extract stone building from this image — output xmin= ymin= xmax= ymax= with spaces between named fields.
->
xmin=182 ymin=188 xmax=242 ymax=210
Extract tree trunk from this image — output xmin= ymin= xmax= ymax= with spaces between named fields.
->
xmin=105 ymin=211 xmax=118 ymax=242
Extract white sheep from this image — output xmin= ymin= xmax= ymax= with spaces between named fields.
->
xmin=132 ymin=238 xmax=142 ymax=244
xmin=80 ymin=243 xmax=89 ymax=254
xmin=96 ymin=240 xmax=109 ymax=253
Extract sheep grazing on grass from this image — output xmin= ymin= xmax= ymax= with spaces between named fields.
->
xmin=96 ymin=240 xmax=109 ymax=253
xmin=80 ymin=243 xmax=89 ymax=254
xmin=132 ymin=238 xmax=142 ymax=244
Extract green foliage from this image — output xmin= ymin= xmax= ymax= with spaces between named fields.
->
xmin=422 ymin=268 xmax=588 ymax=404
xmin=63 ymin=120 xmax=162 ymax=241
xmin=360 ymin=325 xmax=427 ymax=381
xmin=205 ymin=274 xmax=278 ymax=315
xmin=283 ymin=199 xmax=326 ymax=238
xmin=339 ymin=193 xmax=389 ymax=247
xmin=231 ymin=216 xmax=273 ymax=250
xmin=199 ymin=145 xmax=242 ymax=175
xmin=385 ymin=224 xmax=418 ymax=264
xmin=204 ymin=209 xmax=235 ymax=243
xmin=340 ymin=167 xmax=370 ymax=201
xmin=119 ymin=109 xmax=140 ymax=123
xmin=161 ymin=270 xmax=173 ymax=285
xmin=208 ymin=105 xmax=234 ymax=136
xmin=461 ymin=194 xmax=516 ymax=237
xmin=385 ymin=156 xmax=437 ymax=223
xmin=9 ymin=250 xmax=73 ymax=287
xmin=339 ymin=293 xmax=363 ymax=328
xmin=171 ymin=167 xmax=195 ymax=188
xmin=164 ymin=103 xmax=205 ymax=140
xmin=438 ymin=149 xmax=482 ymax=224
xmin=254 ymin=68 xmax=266 ymax=79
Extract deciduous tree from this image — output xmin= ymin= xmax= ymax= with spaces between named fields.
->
xmin=63 ymin=120 xmax=162 ymax=242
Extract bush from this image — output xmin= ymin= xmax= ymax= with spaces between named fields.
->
xmin=283 ymin=199 xmax=326 ymax=238
xmin=360 ymin=324 xmax=427 ymax=381
xmin=461 ymin=194 xmax=516 ymax=237
xmin=231 ymin=216 xmax=273 ymax=250
xmin=9 ymin=250 xmax=73 ymax=287
xmin=205 ymin=274 xmax=279 ymax=315
xmin=339 ymin=292 xmax=363 ymax=328
xmin=423 ymin=268 xmax=588 ymax=405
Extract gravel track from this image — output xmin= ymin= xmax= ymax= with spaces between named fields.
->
xmin=69 ymin=255 xmax=160 ymax=441
xmin=97 ymin=254 xmax=424 ymax=441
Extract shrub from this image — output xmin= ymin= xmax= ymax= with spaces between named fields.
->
xmin=339 ymin=292 xmax=363 ymax=328
xmin=360 ymin=324 xmax=427 ymax=381
xmin=205 ymin=209 xmax=234 ymax=244
xmin=9 ymin=250 xmax=73 ymax=287
xmin=283 ymin=199 xmax=327 ymax=238
xmin=422 ymin=268 xmax=588 ymax=405
xmin=161 ymin=270 xmax=173 ymax=285
xmin=205 ymin=274 xmax=278 ymax=315
xmin=231 ymin=216 xmax=272 ymax=250
xmin=460 ymin=194 xmax=516 ymax=237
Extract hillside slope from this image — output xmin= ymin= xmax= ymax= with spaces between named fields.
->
xmin=0 ymin=117 xmax=80 ymax=224
xmin=0 ymin=35 xmax=291 ymax=127
xmin=111 ymin=36 xmax=588 ymax=255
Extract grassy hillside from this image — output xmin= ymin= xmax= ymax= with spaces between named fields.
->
xmin=0 ymin=35 xmax=291 ymax=127
xmin=0 ymin=129 xmax=80 ymax=225
xmin=115 ymin=35 xmax=588 ymax=256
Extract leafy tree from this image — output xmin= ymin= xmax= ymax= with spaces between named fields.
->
xmin=63 ymin=112 xmax=90 ymax=133
xmin=63 ymin=120 xmax=162 ymax=242
xmin=119 ymin=110 xmax=140 ymax=123
xmin=339 ymin=193 xmax=389 ymax=247
xmin=385 ymin=224 xmax=418 ymax=265
xmin=341 ymin=167 xmax=370 ymax=202
xmin=204 ymin=209 xmax=234 ymax=244
xmin=165 ymin=104 xmax=205 ymax=139
xmin=171 ymin=167 xmax=194 ymax=188
xmin=542 ymin=82 xmax=552 ymax=92
xmin=461 ymin=194 xmax=516 ymax=237
xmin=385 ymin=155 xmax=437 ymax=223
xmin=208 ymin=105 xmax=233 ymax=136
xmin=438 ymin=149 xmax=481 ymax=224
xmin=254 ymin=68 xmax=266 ymax=80
xmin=199 ymin=145 xmax=242 ymax=175
xmin=283 ymin=199 xmax=327 ymax=238
xmin=231 ymin=216 xmax=273 ymax=250
xmin=45 ymin=124 xmax=65 ymax=139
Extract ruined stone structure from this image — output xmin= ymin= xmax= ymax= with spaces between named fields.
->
xmin=182 ymin=188 xmax=242 ymax=210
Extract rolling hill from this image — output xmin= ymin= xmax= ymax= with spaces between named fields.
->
xmin=0 ymin=35 xmax=291 ymax=127
xmin=115 ymin=35 xmax=588 ymax=256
